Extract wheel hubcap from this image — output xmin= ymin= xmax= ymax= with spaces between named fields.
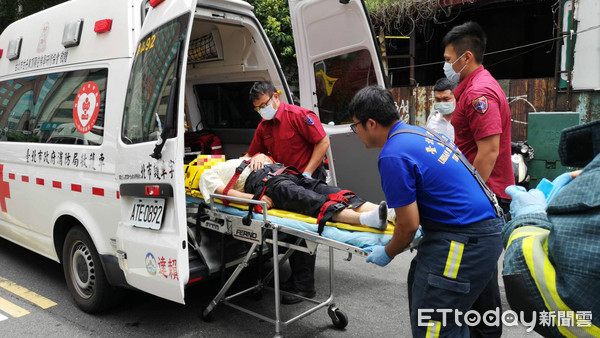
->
xmin=70 ymin=241 xmax=95 ymax=299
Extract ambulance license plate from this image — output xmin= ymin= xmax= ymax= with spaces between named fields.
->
xmin=129 ymin=198 xmax=165 ymax=230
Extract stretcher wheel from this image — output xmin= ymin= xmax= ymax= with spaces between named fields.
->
xmin=201 ymin=309 xmax=214 ymax=322
xmin=328 ymin=305 xmax=348 ymax=329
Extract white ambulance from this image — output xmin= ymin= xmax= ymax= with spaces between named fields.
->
xmin=0 ymin=0 xmax=386 ymax=313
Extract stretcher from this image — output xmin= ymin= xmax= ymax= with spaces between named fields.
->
xmin=186 ymin=191 xmax=421 ymax=337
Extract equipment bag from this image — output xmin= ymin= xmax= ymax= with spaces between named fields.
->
xmin=184 ymin=129 xmax=223 ymax=163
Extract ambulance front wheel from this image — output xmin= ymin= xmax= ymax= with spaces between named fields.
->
xmin=63 ymin=226 xmax=118 ymax=313
xmin=328 ymin=305 xmax=348 ymax=329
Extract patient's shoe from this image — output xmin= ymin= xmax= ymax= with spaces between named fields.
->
xmin=377 ymin=200 xmax=388 ymax=231
xmin=281 ymin=288 xmax=316 ymax=305
xmin=359 ymin=201 xmax=388 ymax=231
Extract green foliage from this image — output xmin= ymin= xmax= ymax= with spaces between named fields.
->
xmin=246 ymin=0 xmax=298 ymax=86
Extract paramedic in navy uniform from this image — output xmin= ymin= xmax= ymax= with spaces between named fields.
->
xmin=247 ymin=81 xmax=330 ymax=304
xmin=348 ymin=86 xmax=504 ymax=337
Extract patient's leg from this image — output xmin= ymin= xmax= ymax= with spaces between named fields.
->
xmin=334 ymin=201 xmax=388 ymax=231
xmin=353 ymin=202 xmax=377 ymax=212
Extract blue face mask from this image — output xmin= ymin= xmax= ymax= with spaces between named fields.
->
xmin=443 ymin=53 xmax=466 ymax=83
xmin=434 ymin=101 xmax=455 ymax=115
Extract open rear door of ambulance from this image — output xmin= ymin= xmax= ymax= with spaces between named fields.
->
xmin=289 ymin=0 xmax=388 ymax=202
xmin=115 ymin=0 xmax=196 ymax=304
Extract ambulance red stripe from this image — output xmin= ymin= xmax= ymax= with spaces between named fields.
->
xmin=4 ymin=171 xmax=124 ymax=200
xmin=92 ymin=187 xmax=104 ymax=196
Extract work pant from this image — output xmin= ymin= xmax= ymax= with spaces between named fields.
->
xmin=469 ymin=268 xmax=502 ymax=338
xmin=408 ymin=218 xmax=504 ymax=337
xmin=464 ymin=199 xmax=508 ymax=338
xmin=245 ymin=164 xmax=365 ymax=218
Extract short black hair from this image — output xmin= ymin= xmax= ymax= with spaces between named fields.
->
xmin=348 ymin=86 xmax=399 ymax=127
xmin=433 ymin=78 xmax=457 ymax=92
xmin=442 ymin=21 xmax=487 ymax=63
xmin=249 ymin=81 xmax=276 ymax=101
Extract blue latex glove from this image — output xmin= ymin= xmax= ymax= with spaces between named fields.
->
xmin=547 ymin=173 xmax=573 ymax=203
xmin=364 ymin=245 xmax=392 ymax=267
xmin=302 ymin=172 xmax=312 ymax=179
xmin=505 ymin=185 xmax=547 ymax=218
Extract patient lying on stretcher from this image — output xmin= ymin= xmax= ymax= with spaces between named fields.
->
xmin=198 ymin=155 xmax=391 ymax=231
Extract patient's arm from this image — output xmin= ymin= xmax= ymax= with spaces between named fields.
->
xmin=215 ymin=185 xmax=274 ymax=209
xmin=385 ymin=201 xmax=420 ymax=258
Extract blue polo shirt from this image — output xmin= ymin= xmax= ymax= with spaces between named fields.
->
xmin=379 ymin=122 xmax=496 ymax=226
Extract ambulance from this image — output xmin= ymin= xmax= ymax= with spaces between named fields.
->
xmin=0 ymin=0 xmax=386 ymax=313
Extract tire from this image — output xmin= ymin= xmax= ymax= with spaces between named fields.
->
xmin=63 ymin=226 xmax=118 ymax=313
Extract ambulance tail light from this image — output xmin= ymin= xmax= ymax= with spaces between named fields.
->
xmin=94 ymin=19 xmax=113 ymax=34
xmin=145 ymin=185 xmax=160 ymax=196
xmin=62 ymin=19 xmax=84 ymax=48
xmin=149 ymin=0 xmax=165 ymax=8
xmin=0 ymin=49 xmax=3 ymax=58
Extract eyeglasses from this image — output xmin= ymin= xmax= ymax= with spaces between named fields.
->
xmin=350 ymin=121 xmax=361 ymax=134
xmin=253 ymin=93 xmax=274 ymax=112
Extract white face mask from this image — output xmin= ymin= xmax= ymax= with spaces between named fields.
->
xmin=434 ymin=101 xmax=455 ymax=115
xmin=259 ymin=104 xmax=277 ymax=120
xmin=443 ymin=53 xmax=467 ymax=83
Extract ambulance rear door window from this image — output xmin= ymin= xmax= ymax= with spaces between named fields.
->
xmin=313 ymin=49 xmax=377 ymax=126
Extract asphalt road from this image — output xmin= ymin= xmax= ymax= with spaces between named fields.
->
xmin=0 ymin=236 xmax=538 ymax=337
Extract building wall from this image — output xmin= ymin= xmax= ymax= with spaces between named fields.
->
xmin=390 ymin=77 xmax=600 ymax=141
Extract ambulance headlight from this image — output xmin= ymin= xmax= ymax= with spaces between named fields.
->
xmin=7 ymin=37 xmax=22 ymax=60
xmin=62 ymin=19 xmax=84 ymax=48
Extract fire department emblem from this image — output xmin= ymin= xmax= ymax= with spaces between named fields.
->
xmin=145 ymin=252 xmax=157 ymax=276
xmin=471 ymin=96 xmax=488 ymax=114
xmin=305 ymin=116 xmax=315 ymax=126
xmin=73 ymin=81 xmax=100 ymax=134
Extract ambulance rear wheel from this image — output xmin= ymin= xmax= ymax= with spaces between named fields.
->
xmin=63 ymin=226 xmax=116 ymax=313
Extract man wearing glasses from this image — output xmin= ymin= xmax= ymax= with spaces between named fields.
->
xmin=246 ymin=81 xmax=330 ymax=304
xmin=348 ymin=86 xmax=504 ymax=337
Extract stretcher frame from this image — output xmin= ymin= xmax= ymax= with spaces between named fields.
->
xmin=198 ymin=193 xmax=372 ymax=337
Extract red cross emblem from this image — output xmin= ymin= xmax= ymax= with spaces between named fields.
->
xmin=0 ymin=165 xmax=11 ymax=213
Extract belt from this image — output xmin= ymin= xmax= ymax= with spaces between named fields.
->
xmin=420 ymin=217 xmax=504 ymax=236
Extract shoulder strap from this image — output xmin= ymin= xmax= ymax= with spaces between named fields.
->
xmin=389 ymin=127 xmax=503 ymax=218
xmin=222 ymin=160 xmax=251 ymax=206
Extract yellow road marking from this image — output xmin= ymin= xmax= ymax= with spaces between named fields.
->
xmin=0 ymin=276 xmax=57 ymax=309
xmin=0 ymin=297 xmax=30 ymax=318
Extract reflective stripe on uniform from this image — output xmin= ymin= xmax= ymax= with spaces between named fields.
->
xmin=426 ymin=320 xmax=441 ymax=338
xmin=506 ymin=226 xmax=549 ymax=248
xmin=522 ymin=231 xmax=600 ymax=337
xmin=443 ymin=240 xmax=464 ymax=279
